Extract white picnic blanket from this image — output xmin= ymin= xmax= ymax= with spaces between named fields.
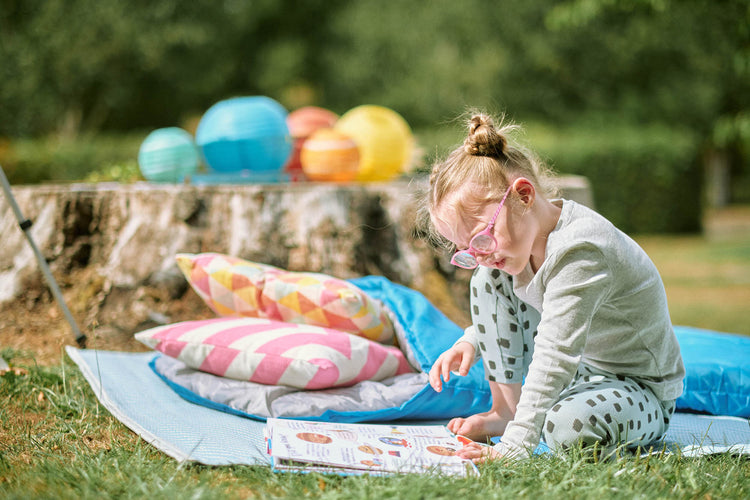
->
xmin=66 ymin=347 xmax=750 ymax=465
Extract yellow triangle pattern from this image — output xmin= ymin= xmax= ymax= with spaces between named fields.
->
xmin=302 ymin=307 xmax=328 ymax=325
xmin=233 ymin=286 xmax=259 ymax=309
xmin=277 ymin=292 xmax=301 ymax=312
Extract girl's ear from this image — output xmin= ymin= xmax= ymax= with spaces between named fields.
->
xmin=512 ymin=177 xmax=536 ymax=206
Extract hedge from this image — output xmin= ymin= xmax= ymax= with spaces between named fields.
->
xmin=0 ymin=133 xmax=144 ymax=185
xmin=525 ymin=122 xmax=701 ymax=234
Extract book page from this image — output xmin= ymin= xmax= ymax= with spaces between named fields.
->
xmin=265 ymin=418 xmax=478 ymax=476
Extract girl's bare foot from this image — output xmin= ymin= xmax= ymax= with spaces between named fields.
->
xmin=447 ymin=410 xmax=510 ymax=442
xmin=449 ymin=382 xmax=521 ymax=442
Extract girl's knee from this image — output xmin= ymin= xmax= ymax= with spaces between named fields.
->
xmin=542 ymin=391 xmax=668 ymax=452
xmin=542 ymin=400 xmax=612 ymax=450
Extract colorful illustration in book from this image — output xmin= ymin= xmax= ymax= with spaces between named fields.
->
xmin=379 ymin=437 xmax=411 ymax=447
xmin=358 ymin=445 xmax=384 ymax=455
xmin=426 ymin=445 xmax=457 ymax=456
xmin=296 ymin=432 xmax=332 ymax=444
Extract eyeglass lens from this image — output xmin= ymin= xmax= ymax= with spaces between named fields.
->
xmin=452 ymin=252 xmax=477 ymax=268
xmin=470 ymin=233 xmax=495 ymax=253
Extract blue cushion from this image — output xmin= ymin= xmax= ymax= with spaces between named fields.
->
xmin=342 ymin=276 xmax=492 ymax=421
xmin=674 ymin=326 xmax=750 ymax=418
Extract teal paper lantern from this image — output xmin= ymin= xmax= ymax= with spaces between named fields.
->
xmin=138 ymin=127 xmax=199 ymax=182
xmin=196 ymin=96 xmax=292 ymax=174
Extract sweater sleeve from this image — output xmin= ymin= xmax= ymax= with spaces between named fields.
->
xmin=494 ymin=244 xmax=613 ymax=458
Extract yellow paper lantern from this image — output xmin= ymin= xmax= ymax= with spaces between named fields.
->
xmin=300 ymin=128 xmax=360 ymax=182
xmin=334 ymin=105 xmax=413 ymax=182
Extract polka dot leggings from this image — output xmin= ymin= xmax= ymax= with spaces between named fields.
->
xmin=470 ymin=266 xmax=676 ymax=452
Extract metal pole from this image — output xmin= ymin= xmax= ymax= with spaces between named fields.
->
xmin=0 ymin=165 xmax=86 ymax=347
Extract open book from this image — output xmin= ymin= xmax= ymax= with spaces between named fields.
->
xmin=265 ymin=418 xmax=480 ymax=476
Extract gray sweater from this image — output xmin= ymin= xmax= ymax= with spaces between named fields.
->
xmin=460 ymin=199 xmax=685 ymax=456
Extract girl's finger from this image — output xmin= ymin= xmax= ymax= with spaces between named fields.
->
xmin=458 ymin=352 xmax=472 ymax=376
xmin=441 ymin=361 xmax=451 ymax=384
xmin=428 ymin=364 xmax=442 ymax=391
xmin=455 ymin=443 xmax=484 ymax=459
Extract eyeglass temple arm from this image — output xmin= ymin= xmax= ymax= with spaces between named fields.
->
xmin=488 ymin=184 xmax=514 ymax=228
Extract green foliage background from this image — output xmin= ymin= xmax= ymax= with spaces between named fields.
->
xmin=1 ymin=0 xmax=748 ymax=232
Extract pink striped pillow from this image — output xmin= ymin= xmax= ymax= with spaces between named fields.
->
xmin=134 ymin=317 xmax=413 ymax=389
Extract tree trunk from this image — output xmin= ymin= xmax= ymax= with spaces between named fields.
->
xmin=705 ymin=148 xmax=731 ymax=208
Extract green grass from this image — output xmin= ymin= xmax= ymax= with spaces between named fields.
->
xmin=636 ymin=232 xmax=750 ymax=336
xmin=1 ymin=346 xmax=749 ymax=499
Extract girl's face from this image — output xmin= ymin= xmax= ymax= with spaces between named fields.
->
xmin=433 ymin=183 xmax=540 ymax=276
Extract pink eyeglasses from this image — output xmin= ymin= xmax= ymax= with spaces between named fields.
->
xmin=450 ymin=184 xmax=514 ymax=269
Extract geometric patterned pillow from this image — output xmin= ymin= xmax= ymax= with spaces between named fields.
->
xmin=175 ymin=253 xmax=276 ymax=316
xmin=176 ymin=253 xmax=395 ymax=344
xmin=134 ymin=317 xmax=412 ymax=389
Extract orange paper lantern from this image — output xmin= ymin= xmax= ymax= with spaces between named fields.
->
xmin=287 ymin=106 xmax=339 ymax=138
xmin=285 ymin=106 xmax=339 ymax=181
xmin=300 ymin=128 xmax=360 ymax=182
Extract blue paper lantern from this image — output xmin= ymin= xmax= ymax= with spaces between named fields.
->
xmin=196 ymin=96 xmax=292 ymax=173
xmin=138 ymin=127 xmax=200 ymax=183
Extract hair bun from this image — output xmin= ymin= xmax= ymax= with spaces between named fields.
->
xmin=463 ymin=114 xmax=507 ymax=157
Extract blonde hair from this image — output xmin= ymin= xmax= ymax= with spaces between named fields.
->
xmin=423 ymin=113 xmax=557 ymax=246
xmin=418 ymin=113 xmax=557 ymax=246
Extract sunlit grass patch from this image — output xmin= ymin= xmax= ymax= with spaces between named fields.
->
xmin=636 ymin=232 xmax=750 ymax=336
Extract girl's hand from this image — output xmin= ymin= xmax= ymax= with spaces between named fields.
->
xmin=455 ymin=441 xmax=501 ymax=463
xmin=428 ymin=342 xmax=475 ymax=392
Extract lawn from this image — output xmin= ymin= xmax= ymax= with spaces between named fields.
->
xmin=635 ymin=207 xmax=750 ymax=337
xmin=1 ymin=212 xmax=749 ymax=499
xmin=1 ymin=350 xmax=748 ymax=499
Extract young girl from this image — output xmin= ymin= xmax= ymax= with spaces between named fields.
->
xmin=426 ymin=113 xmax=684 ymax=462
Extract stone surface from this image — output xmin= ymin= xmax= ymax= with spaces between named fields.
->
xmin=0 ymin=175 xmax=592 ymax=356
